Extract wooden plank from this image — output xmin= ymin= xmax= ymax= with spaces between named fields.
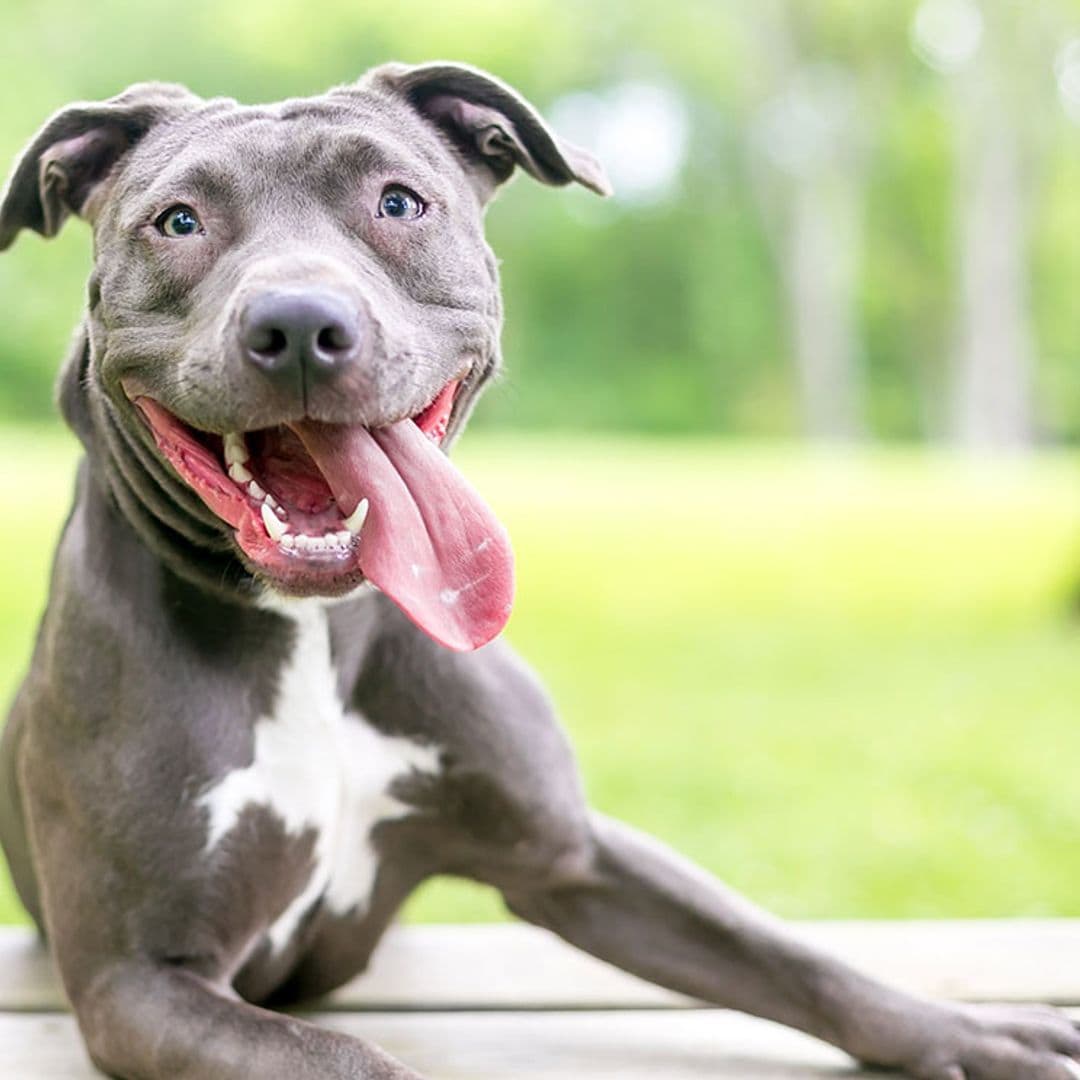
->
xmin=0 ymin=930 xmax=65 ymax=1012
xmin=797 ymin=919 xmax=1080 ymax=1006
xmin=328 ymin=919 xmax=1080 ymax=1010
xmin=0 ymin=1009 xmax=883 ymax=1079
xmin=3 ymin=919 xmax=1080 ymax=1014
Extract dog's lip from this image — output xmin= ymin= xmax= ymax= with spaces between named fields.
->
xmin=124 ymin=378 xmax=462 ymax=578
xmin=118 ymin=377 xmax=462 ymax=440
xmin=126 ymin=375 xmax=513 ymax=651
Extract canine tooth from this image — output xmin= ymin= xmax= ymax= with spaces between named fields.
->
xmin=224 ymin=433 xmax=248 ymax=465
xmin=344 ymin=498 xmax=369 ymax=535
xmin=261 ymin=502 xmax=287 ymax=542
xmin=228 ymin=462 xmax=253 ymax=485
xmin=247 ymin=480 xmax=266 ymax=501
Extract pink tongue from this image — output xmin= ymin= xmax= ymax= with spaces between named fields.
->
xmin=290 ymin=418 xmax=513 ymax=652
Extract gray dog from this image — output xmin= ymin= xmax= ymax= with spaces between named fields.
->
xmin=1 ymin=60 xmax=1078 ymax=1080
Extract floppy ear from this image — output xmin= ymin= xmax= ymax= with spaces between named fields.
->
xmin=0 ymin=82 xmax=199 ymax=250
xmin=366 ymin=61 xmax=611 ymax=201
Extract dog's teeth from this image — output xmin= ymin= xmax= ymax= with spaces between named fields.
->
xmin=264 ymin=493 xmax=279 ymax=511
xmin=344 ymin=498 xmax=369 ymax=535
xmin=286 ymin=531 xmax=355 ymax=556
xmin=247 ymin=480 xmax=266 ymax=501
xmin=224 ymin=433 xmax=249 ymax=466
xmin=228 ymin=462 xmax=253 ymax=485
xmin=260 ymin=502 xmax=287 ymax=542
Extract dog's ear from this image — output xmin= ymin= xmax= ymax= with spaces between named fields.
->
xmin=366 ymin=62 xmax=611 ymax=201
xmin=0 ymin=82 xmax=199 ymax=250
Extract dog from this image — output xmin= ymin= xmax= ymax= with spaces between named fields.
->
xmin=1 ymin=60 xmax=1078 ymax=1080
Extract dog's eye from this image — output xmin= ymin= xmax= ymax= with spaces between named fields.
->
xmin=156 ymin=205 xmax=203 ymax=238
xmin=378 ymin=186 xmax=424 ymax=220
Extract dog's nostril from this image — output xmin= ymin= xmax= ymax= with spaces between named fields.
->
xmin=316 ymin=325 xmax=351 ymax=354
xmin=240 ymin=290 xmax=361 ymax=374
xmin=249 ymin=326 xmax=289 ymax=358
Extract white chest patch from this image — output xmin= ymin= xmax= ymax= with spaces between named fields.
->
xmin=198 ymin=598 xmax=441 ymax=954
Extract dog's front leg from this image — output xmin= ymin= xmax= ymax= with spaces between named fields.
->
xmin=26 ymin=785 xmax=423 ymax=1080
xmin=68 ymin=959 xmax=420 ymax=1080
xmin=504 ymin=812 xmax=1080 ymax=1079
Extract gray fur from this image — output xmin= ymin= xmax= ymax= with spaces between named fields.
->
xmin=1 ymin=61 xmax=1078 ymax=1080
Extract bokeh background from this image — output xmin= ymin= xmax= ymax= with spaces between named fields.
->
xmin=3 ymin=0 xmax=1080 ymax=925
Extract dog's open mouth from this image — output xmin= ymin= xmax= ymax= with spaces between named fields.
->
xmin=130 ymin=381 xmax=513 ymax=652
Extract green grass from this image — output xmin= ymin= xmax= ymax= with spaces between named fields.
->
xmin=4 ymin=427 xmax=1080 ymax=926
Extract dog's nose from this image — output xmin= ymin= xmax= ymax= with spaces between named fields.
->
xmin=240 ymin=290 xmax=361 ymax=375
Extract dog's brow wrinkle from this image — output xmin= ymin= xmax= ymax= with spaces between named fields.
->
xmin=169 ymin=164 xmax=241 ymax=205
xmin=320 ymin=136 xmax=402 ymax=178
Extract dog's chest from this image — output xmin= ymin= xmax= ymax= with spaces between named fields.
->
xmin=198 ymin=601 xmax=440 ymax=953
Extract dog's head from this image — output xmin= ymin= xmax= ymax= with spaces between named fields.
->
xmin=0 ymin=63 xmax=609 ymax=650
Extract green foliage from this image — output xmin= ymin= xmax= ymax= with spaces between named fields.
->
xmin=4 ymin=428 xmax=1080 ymax=924
xmin=2 ymin=0 xmax=1079 ymax=437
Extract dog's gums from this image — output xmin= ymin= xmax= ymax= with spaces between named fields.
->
xmin=132 ymin=378 xmax=514 ymax=652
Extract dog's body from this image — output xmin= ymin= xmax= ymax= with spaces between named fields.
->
xmin=2 ymin=62 xmax=1079 ymax=1080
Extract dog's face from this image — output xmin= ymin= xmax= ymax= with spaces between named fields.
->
xmin=0 ymin=63 xmax=608 ymax=650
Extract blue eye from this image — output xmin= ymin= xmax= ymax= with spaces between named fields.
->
xmin=379 ymin=186 xmax=424 ymax=220
xmin=157 ymin=205 xmax=202 ymax=238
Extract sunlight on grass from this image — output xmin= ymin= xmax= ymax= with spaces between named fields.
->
xmin=4 ymin=426 xmax=1080 ymax=925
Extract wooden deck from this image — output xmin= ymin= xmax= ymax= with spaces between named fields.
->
xmin=2 ymin=919 xmax=1078 ymax=1077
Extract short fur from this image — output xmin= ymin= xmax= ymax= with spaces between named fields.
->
xmin=1 ymin=61 xmax=1078 ymax=1080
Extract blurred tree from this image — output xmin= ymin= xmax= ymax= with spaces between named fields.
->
xmin=747 ymin=2 xmax=868 ymax=440
xmin=2 ymin=0 xmax=1080 ymax=444
xmin=914 ymin=0 xmax=1070 ymax=451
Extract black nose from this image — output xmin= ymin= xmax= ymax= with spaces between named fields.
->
xmin=240 ymin=290 xmax=361 ymax=375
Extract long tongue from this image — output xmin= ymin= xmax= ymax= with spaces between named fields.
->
xmin=290 ymin=418 xmax=513 ymax=652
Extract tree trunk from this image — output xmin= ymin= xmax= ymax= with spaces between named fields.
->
xmin=948 ymin=6 xmax=1041 ymax=452
xmin=951 ymin=103 xmax=1035 ymax=449
xmin=783 ymin=165 xmax=864 ymax=441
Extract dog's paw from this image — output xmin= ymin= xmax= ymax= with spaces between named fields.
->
xmin=906 ymin=1003 xmax=1080 ymax=1079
